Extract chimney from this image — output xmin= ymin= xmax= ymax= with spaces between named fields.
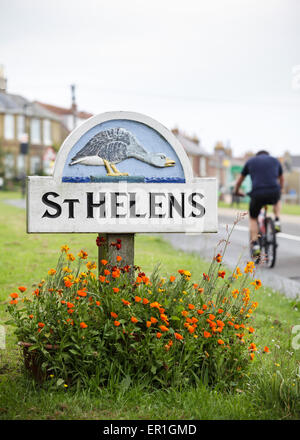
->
xmin=0 ymin=65 xmax=7 ymax=92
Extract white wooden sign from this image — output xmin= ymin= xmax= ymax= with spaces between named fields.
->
xmin=27 ymin=111 xmax=217 ymax=234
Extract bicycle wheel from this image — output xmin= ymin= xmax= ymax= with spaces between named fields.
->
xmin=263 ymin=217 xmax=277 ymax=268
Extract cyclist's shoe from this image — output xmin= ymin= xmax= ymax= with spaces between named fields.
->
xmin=274 ymin=220 xmax=281 ymax=233
xmin=252 ymin=243 xmax=261 ymax=258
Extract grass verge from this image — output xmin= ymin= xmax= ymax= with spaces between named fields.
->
xmin=0 ymin=191 xmax=299 ymax=420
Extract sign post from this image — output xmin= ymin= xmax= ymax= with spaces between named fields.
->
xmin=27 ymin=111 xmax=218 ymax=270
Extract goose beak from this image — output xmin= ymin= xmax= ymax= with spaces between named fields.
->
xmin=165 ymin=158 xmax=176 ymax=167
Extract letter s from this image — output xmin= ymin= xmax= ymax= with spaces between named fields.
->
xmin=42 ymin=192 xmax=62 ymax=218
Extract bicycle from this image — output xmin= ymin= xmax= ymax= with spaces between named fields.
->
xmin=250 ymin=205 xmax=277 ymax=268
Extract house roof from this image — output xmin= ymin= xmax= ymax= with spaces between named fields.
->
xmin=172 ymin=130 xmax=207 ymax=156
xmin=0 ymin=91 xmax=60 ymax=120
xmin=36 ymin=101 xmax=93 ymax=120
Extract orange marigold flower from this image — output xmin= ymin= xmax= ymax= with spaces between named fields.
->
xmin=250 ymin=279 xmax=262 ymax=290
xmin=209 ymin=314 xmax=215 ymax=320
xmin=112 ymin=270 xmax=120 ymax=279
xmin=159 ymin=325 xmax=169 ymax=332
xmin=78 ymin=250 xmax=88 ymax=259
xmin=80 ymin=322 xmax=88 ymax=328
xmin=188 ymin=326 xmax=195 ymax=334
xmin=67 ymin=302 xmax=75 ymax=309
xmin=64 ymin=279 xmax=73 ymax=288
xmin=156 ymin=332 xmax=162 ymax=338
xmin=178 ymin=269 xmax=184 ymax=274
xmin=150 ymin=301 xmax=160 ymax=309
xmin=77 ymin=289 xmax=87 ymax=297
xmin=146 ymin=321 xmax=152 ymax=328
xmin=197 ymin=309 xmax=204 ymax=315
xmin=248 ymin=343 xmax=257 ymax=352
xmin=198 ymin=288 xmax=204 ymax=293
xmin=150 ymin=317 xmax=158 ymax=324
xmin=263 ymin=346 xmax=270 ymax=353
xmin=136 ymin=276 xmax=142 ymax=284
xmin=99 ymin=275 xmax=106 ymax=282
xmin=48 ymin=269 xmax=56 ymax=276
xmin=191 ymin=317 xmax=198 ymax=323
xmin=203 ymin=331 xmax=212 ymax=338
xmin=29 ymin=314 xmax=34 ymax=319
xmin=218 ymin=270 xmax=226 ymax=278
xmin=110 ymin=312 xmax=118 ymax=318
xmin=215 ymin=253 xmax=222 ymax=263
xmin=116 ymin=256 xmax=122 ymax=262
xmin=142 ymin=298 xmax=149 ymax=305
xmin=112 ymin=287 xmax=120 ymax=293
xmin=217 ymin=339 xmax=225 ymax=345
xmin=134 ymin=296 xmax=142 ymax=302
xmin=217 ymin=308 xmax=224 ymax=314
xmin=250 ymin=353 xmax=255 ymax=361
xmin=202 ymin=304 xmax=208 ymax=310
xmin=103 ymin=269 xmax=110 ymax=276
xmin=67 ymin=309 xmax=74 ymax=314
xmin=66 ymin=253 xmax=75 ymax=261
xmin=131 ymin=316 xmax=138 ymax=324
xmin=95 ymin=301 xmax=101 ymax=306
xmin=248 ymin=327 xmax=255 ymax=333
xmin=170 ymin=275 xmax=176 ymax=282
xmin=182 ymin=310 xmax=189 ymax=317
xmin=121 ymin=298 xmax=131 ymax=306
xmin=174 ymin=332 xmax=184 ymax=340
xmin=38 ymin=322 xmax=45 ymax=328
xmin=114 ymin=320 xmax=121 ymax=327
xmin=61 ymin=245 xmax=70 ymax=253
xmin=203 ymin=273 xmax=210 ymax=281
xmin=188 ymin=304 xmax=195 ymax=310
xmin=61 ymin=300 xmax=66 ymax=304
xmin=10 ymin=292 xmax=19 ymax=299
xmin=160 ymin=313 xmax=168 ymax=321
xmin=10 ymin=299 xmax=18 ymax=305
xmin=18 ymin=286 xmax=26 ymax=293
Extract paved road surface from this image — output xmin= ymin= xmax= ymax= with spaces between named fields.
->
xmin=164 ymin=208 xmax=300 ymax=299
xmin=4 ymin=199 xmax=300 ymax=298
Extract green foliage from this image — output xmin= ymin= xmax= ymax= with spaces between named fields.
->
xmin=7 ymin=244 xmax=265 ymax=388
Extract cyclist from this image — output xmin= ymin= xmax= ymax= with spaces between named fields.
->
xmin=234 ymin=150 xmax=284 ymax=257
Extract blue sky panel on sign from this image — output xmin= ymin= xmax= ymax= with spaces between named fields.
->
xmin=62 ymin=120 xmax=185 ymax=183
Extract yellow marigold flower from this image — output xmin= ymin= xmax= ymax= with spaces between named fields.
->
xmin=61 ymin=245 xmax=70 ymax=253
xmin=63 ymin=266 xmax=72 ymax=273
xmin=86 ymin=261 xmax=97 ymax=270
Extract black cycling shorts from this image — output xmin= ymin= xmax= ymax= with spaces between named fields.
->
xmin=249 ymin=189 xmax=280 ymax=219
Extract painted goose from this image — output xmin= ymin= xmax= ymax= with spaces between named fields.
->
xmin=69 ymin=127 xmax=175 ymax=176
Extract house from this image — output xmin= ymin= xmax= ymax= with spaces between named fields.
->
xmin=36 ymin=102 xmax=93 ymax=135
xmin=0 ymin=68 xmax=92 ymax=180
xmin=171 ymin=128 xmax=208 ymax=177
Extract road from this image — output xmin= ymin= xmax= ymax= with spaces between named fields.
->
xmin=164 ymin=208 xmax=300 ymax=299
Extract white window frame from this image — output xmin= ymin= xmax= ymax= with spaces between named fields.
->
xmin=43 ymin=119 xmax=52 ymax=146
xmin=30 ymin=118 xmax=41 ymax=144
xmin=17 ymin=115 xmax=25 ymax=141
xmin=4 ymin=114 xmax=15 ymax=140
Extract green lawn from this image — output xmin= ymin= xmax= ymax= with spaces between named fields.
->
xmin=219 ymin=200 xmax=300 ymax=216
xmin=0 ymin=191 xmax=300 ymax=420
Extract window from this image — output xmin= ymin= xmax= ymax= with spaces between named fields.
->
xmin=4 ymin=154 xmax=14 ymax=178
xmin=43 ymin=119 xmax=52 ymax=145
xmin=17 ymin=115 xmax=25 ymax=141
xmin=30 ymin=156 xmax=41 ymax=174
xmin=30 ymin=118 xmax=41 ymax=144
xmin=4 ymin=114 xmax=15 ymax=140
xmin=17 ymin=155 xmax=26 ymax=175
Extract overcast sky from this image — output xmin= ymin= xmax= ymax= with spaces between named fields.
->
xmin=1 ymin=0 xmax=299 ymax=156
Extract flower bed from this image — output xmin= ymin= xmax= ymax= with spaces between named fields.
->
xmin=7 ymin=242 xmax=269 ymax=388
